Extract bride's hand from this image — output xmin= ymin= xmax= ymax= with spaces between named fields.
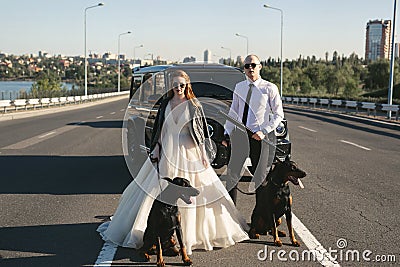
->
xmin=150 ymin=145 xmax=160 ymax=162
xmin=200 ymin=144 xmax=209 ymax=168
xmin=202 ymin=156 xmax=209 ymax=168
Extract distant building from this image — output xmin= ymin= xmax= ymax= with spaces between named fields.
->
xmin=183 ymin=56 xmax=196 ymax=63
xmin=365 ymin=19 xmax=392 ymax=61
xmin=38 ymin=51 xmax=50 ymax=58
xmin=204 ymin=49 xmax=211 ymax=62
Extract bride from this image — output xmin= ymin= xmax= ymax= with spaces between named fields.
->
xmin=97 ymin=69 xmax=249 ymax=255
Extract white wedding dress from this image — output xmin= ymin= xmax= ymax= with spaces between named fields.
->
xmin=97 ymin=101 xmax=249 ymax=254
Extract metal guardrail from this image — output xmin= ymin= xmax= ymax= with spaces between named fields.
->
xmin=282 ymin=96 xmax=399 ymax=121
xmin=0 ymin=91 xmax=129 ymax=113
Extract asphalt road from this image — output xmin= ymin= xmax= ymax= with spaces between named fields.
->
xmin=0 ymin=98 xmax=399 ymax=267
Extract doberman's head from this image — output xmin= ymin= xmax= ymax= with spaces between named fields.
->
xmin=270 ymin=156 xmax=307 ymax=187
xmin=161 ymin=177 xmax=200 ymax=205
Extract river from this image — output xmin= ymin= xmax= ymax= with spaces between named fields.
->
xmin=0 ymin=81 xmax=77 ymax=100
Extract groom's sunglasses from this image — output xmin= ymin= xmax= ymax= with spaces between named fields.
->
xmin=172 ymin=82 xmax=186 ymax=89
xmin=244 ymin=63 xmax=259 ymax=69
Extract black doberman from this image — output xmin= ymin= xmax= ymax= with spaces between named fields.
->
xmin=142 ymin=177 xmax=199 ymax=267
xmin=249 ymin=156 xmax=306 ymax=247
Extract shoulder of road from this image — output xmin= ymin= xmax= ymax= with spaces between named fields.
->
xmin=0 ymin=93 xmax=128 ymax=122
xmin=1 ymin=96 xmax=399 ymax=132
xmin=284 ymin=104 xmax=400 ymax=131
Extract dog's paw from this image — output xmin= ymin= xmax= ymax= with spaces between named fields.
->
xmin=144 ymin=253 xmax=151 ymax=261
xmin=183 ymin=257 xmax=193 ymax=266
xmin=274 ymin=239 xmax=283 ymax=247
xmin=291 ymin=239 xmax=301 ymax=247
xmin=249 ymin=233 xmax=260 ymax=239
xmin=156 ymin=260 xmax=165 ymax=267
xmin=249 ymin=229 xmax=260 ymax=239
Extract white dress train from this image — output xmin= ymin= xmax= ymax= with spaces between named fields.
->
xmin=97 ymin=101 xmax=249 ymax=254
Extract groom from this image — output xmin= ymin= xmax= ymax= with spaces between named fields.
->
xmin=222 ymin=54 xmax=284 ymax=204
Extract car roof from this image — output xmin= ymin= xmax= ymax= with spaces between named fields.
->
xmin=133 ymin=63 xmax=242 ymax=75
xmin=169 ymin=63 xmax=242 ymax=72
xmin=133 ymin=65 xmax=172 ymax=74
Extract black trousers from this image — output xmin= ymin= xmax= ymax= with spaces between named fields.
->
xmin=226 ymin=128 xmax=276 ymax=204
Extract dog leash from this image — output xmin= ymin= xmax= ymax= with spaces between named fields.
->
xmin=218 ymin=110 xmax=285 ymax=154
xmin=219 ymin=110 xmax=282 ymax=195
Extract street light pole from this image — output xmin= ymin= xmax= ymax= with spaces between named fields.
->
xmin=221 ymin=46 xmax=232 ymax=66
xmin=133 ymin=44 xmax=143 ymax=64
xmin=118 ymin=31 xmax=131 ymax=93
xmin=388 ymin=0 xmax=397 ymax=119
xmin=235 ymin=33 xmax=249 ymax=56
xmin=84 ymin=2 xmax=104 ymax=97
xmin=264 ymin=4 xmax=284 ymax=97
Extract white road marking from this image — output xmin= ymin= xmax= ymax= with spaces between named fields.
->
xmin=339 ymin=140 xmax=371 ymax=151
xmin=110 ymin=112 xmax=116 ymax=115
xmin=38 ymin=131 xmax=56 ymax=139
xmin=0 ymin=249 xmax=55 ymax=259
xmin=96 ymin=116 xmax=104 ymax=119
xmin=2 ymin=124 xmax=79 ymax=149
xmin=298 ymin=126 xmax=317 ymax=132
xmin=292 ymin=213 xmax=340 ymax=266
xmin=120 ymin=109 xmax=125 ymax=112
xmin=94 ymin=241 xmax=118 ymax=267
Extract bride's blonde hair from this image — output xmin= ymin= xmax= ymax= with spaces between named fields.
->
xmin=168 ymin=70 xmax=196 ymax=101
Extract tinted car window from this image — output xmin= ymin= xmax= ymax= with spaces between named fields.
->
xmin=191 ymin=82 xmax=233 ymax=99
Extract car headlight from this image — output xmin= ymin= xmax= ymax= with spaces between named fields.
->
xmin=275 ymin=122 xmax=286 ymax=137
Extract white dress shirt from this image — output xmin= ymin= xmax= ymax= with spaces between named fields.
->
xmin=224 ymin=77 xmax=284 ymax=135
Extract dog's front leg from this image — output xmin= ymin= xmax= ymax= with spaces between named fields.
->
xmin=286 ymin=196 xmax=300 ymax=247
xmin=271 ymin=213 xmax=282 ymax=246
xmin=176 ymin=214 xmax=192 ymax=265
xmin=156 ymin=236 xmax=165 ymax=267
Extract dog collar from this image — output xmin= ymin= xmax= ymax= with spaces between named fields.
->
xmin=270 ymin=178 xmax=288 ymax=187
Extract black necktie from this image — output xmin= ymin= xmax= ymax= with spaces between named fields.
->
xmin=242 ymin=83 xmax=253 ymax=126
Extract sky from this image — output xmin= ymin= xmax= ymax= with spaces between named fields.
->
xmin=1 ymin=0 xmax=398 ymax=62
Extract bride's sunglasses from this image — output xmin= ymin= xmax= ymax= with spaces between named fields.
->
xmin=172 ymin=82 xmax=186 ymax=89
xmin=244 ymin=63 xmax=259 ymax=69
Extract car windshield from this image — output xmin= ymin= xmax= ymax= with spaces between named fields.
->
xmin=191 ymin=82 xmax=232 ymax=99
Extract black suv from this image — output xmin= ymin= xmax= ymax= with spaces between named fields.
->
xmin=125 ymin=63 xmax=291 ymax=175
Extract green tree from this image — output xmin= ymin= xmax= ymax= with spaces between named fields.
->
xmin=364 ymin=59 xmax=390 ymax=90
xmin=30 ymin=73 xmax=67 ymax=98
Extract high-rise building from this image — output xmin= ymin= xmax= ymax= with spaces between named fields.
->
xmin=204 ymin=49 xmax=211 ymax=62
xmin=365 ymin=19 xmax=392 ymax=61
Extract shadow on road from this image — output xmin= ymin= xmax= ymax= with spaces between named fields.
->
xmin=67 ymin=120 xmax=123 ymax=129
xmin=0 ymin=223 xmax=103 ymax=267
xmin=0 ymin=155 xmax=132 ymax=195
